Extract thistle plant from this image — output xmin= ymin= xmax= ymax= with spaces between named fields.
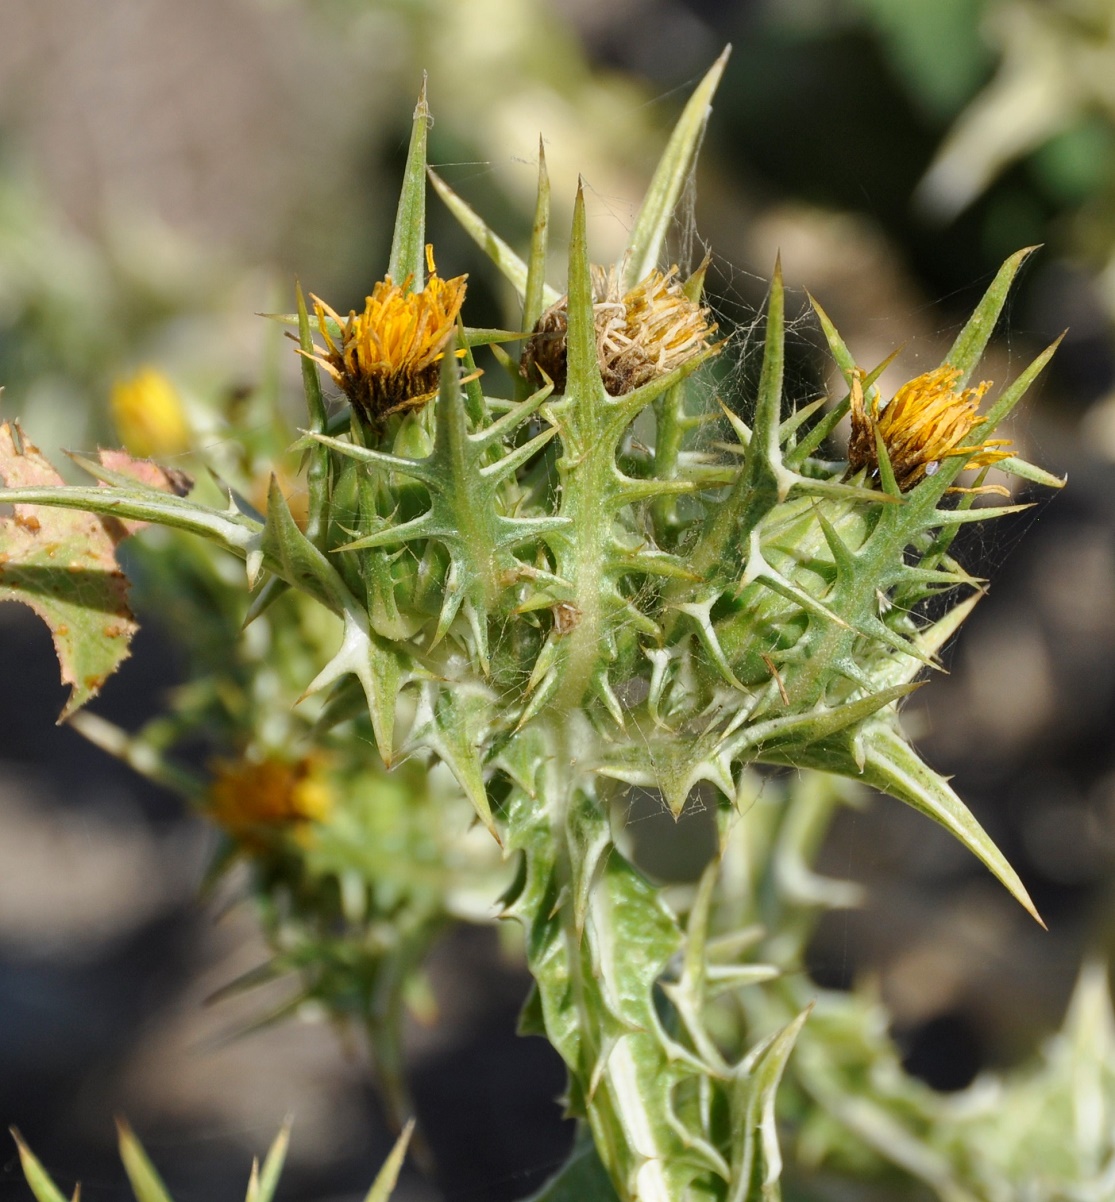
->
xmin=0 ymin=53 xmax=1067 ymax=1202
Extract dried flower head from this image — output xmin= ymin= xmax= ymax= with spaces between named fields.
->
xmin=304 ymin=246 xmax=467 ymax=429
xmin=521 ymin=264 xmax=716 ymax=395
xmin=847 ymin=365 xmax=1011 ymax=493
xmin=111 ymin=367 xmax=191 ymax=459
xmin=207 ymin=754 xmax=332 ymax=846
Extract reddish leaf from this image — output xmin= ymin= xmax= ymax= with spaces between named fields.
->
xmin=0 ymin=423 xmax=178 ymax=718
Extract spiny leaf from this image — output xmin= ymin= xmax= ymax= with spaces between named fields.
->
xmin=677 ymin=263 xmax=790 ymax=593
xmin=861 ymin=725 xmax=1043 ymax=925
xmin=260 ymin=477 xmax=352 ymax=612
xmin=296 ymin=282 xmax=330 ymax=547
xmin=295 ymin=282 xmax=328 ymax=432
xmin=565 ymin=181 xmax=604 ymax=411
xmin=524 ymin=137 xmax=551 ymax=335
xmin=998 ymin=455 xmax=1066 ymax=490
xmin=300 ymin=609 xmax=408 ymax=762
xmin=738 ymin=685 xmax=920 ymax=762
xmin=731 ymin=1007 xmax=811 ymax=1202
xmin=244 ymin=1121 xmax=290 ymax=1202
xmin=0 ymin=484 xmax=259 ymax=555
xmin=116 ymin=1120 xmax=174 ymax=1202
xmin=807 ymin=291 xmax=857 ymax=381
xmin=389 ymin=78 xmax=429 ymax=288
xmin=504 ymin=781 xmax=715 ymax=1202
xmin=409 ymin=682 xmax=498 ymax=839
xmin=10 ymin=1129 xmax=72 ymax=1202
xmin=971 ymin=334 xmax=1063 ymax=443
xmin=362 ymin=1120 xmax=414 ymax=1202
xmin=623 ymin=46 xmax=730 ymax=288
xmin=946 ymin=246 xmax=1038 ymax=385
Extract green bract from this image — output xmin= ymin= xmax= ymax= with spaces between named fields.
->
xmin=0 ymin=51 xmax=1063 ymax=1202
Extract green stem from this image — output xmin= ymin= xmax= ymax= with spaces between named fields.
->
xmin=505 ymin=719 xmax=716 ymax=1202
xmin=650 ymin=382 xmax=687 ymax=544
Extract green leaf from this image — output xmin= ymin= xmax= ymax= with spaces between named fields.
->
xmin=869 ymin=590 xmax=983 ymax=692
xmin=675 ymin=262 xmax=790 ymax=592
xmin=300 ymin=609 xmax=408 ymax=763
xmin=461 ymin=326 xmax=525 ymax=348
xmin=860 ymin=725 xmax=1043 ymax=925
xmin=731 ymin=1008 xmax=811 ymax=1202
xmin=260 ymin=477 xmax=352 ymax=612
xmin=998 ymin=454 xmax=1066 ymax=489
xmin=389 ymin=78 xmax=429 ymax=288
xmin=806 ymin=291 xmax=858 ymax=381
xmin=971 ymin=334 xmax=1062 ymax=442
xmin=565 ymin=182 xmax=603 ymax=408
xmin=524 ymin=138 xmax=552 ymax=334
xmin=623 ymin=47 xmax=730 ymax=288
xmin=945 ymin=246 xmax=1038 ymax=385
xmin=116 ymin=1120 xmax=175 ymax=1202
xmin=296 ymin=282 xmax=330 ymax=546
xmin=738 ymin=684 xmax=920 ymax=762
xmin=10 ymin=1129 xmax=72 ymax=1202
xmin=296 ymin=282 xmax=328 ymax=432
xmin=362 ymin=1121 xmax=414 ymax=1202
xmin=0 ymin=484 xmax=260 ymax=558
xmin=752 ymin=257 xmax=789 ymax=496
xmin=408 ymin=682 xmax=497 ymax=839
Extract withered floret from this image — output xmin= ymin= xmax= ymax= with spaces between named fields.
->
xmin=521 ymin=264 xmax=716 ymax=395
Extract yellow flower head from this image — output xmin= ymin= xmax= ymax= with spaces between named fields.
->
xmin=111 ymin=367 xmax=192 ymax=458
xmin=521 ymin=264 xmax=717 ymax=395
xmin=847 ymin=365 xmax=1011 ymax=493
xmin=207 ymin=754 xmax=333 ymax=847
xmin=304 ymin=246 xmax=467 ymax=430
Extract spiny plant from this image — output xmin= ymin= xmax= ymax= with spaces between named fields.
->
xmin=0 ymin=51 xmax=1064 ymax=1201
xmin=11 ymin=1120 xmax=413 ymax=1202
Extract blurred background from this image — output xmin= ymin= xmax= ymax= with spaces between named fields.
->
xmin=3 ymin=0 xmax=1115 ymax=1198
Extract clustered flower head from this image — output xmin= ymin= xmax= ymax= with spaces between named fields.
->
xmin=847 ymin=364 xmax=1012 ymax=493
xmin=304 ymin=245 xmax=467 ymax=430
xmin=111 ymin=367 xmax=192 ymax=459
xmin=207 ymin=753 xmax=332 ymax=847
xmin=521 ymin=263 xmax=717 ymax=394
